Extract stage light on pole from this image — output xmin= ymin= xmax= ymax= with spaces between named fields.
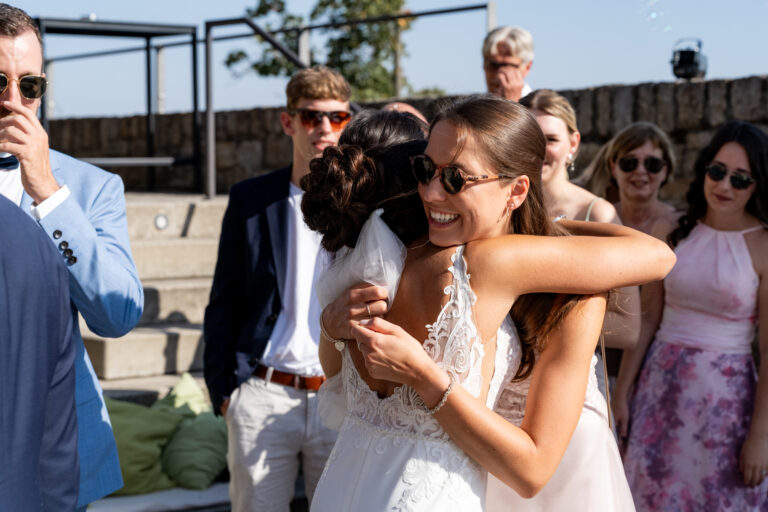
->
xmin=671 ymin=38 xmax=707 ymax=80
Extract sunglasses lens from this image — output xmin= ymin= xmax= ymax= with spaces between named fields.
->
xmin=328 ymin=111 xmax=351 ymax=131
xmin=0 ymin=74 xmax=7 ymax=93
xmin=19 ymin=76 xmax=46 ymax=99
xmin=298 ymin=110 xmax=320 ymax=128
xmin=731 ymin=174 xmax=756 ymax=190
xmin=412 ymin=156 xmax=435 ymax=184
xmin=441 ymin=167 xmax=465 ymax=194
xmin=706 ymin=164 xmax=727 ymax=182
xmin=644 ymin=157 xmax=666 ymax=174
xmin=618 ymin=157 xmax=638 ymax=173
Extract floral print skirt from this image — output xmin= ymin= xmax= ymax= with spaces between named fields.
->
xmin=623 ymin=339 xmax=768 ymax=511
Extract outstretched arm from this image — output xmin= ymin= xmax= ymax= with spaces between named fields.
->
xmin=353 ymin=294 xmax=607 ymax=497
xmin=468 ymin=220 xmax=675 ymax=301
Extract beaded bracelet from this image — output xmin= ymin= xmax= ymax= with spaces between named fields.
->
xmin=426 ymin=379 xmax=454 ymax=414
xmin=320 ymin=313 xmax=351 ymax=352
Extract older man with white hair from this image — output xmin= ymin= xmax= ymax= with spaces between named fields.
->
xmin=482 ymin=25 xmax=534 ymax=101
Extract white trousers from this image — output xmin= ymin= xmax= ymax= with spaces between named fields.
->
xmin=225 ymin=376 xmax=337 ymax=512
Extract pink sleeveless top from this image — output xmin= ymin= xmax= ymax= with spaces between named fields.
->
xmin=655 ymin=222 xmax=762 ymax=354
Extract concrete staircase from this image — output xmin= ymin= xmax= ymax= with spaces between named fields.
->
xmin=84 ymin=193 xmax=227 ymax=389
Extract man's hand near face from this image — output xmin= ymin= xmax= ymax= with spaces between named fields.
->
xmin=0 ymin=100 xmax=58 ymax=204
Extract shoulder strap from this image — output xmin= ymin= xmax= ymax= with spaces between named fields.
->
xmin=740 ymin=225 xmax=767 ymax=234
xmin=584 ymin=197 xmax=599 ymax=222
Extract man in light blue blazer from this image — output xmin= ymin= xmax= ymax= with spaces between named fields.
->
xmin=0 ymin=4 xmax=143 ymax=508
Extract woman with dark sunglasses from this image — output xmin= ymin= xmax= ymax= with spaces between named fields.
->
xmin=579 ymin=122 xmax=678 ymax=235
xmin=614 ymin=121 xmax=768 ymax=511
xmin=304 ymin=96 xmax=672 ymax=511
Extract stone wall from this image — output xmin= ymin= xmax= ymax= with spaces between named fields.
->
xmin=48 ymin=75 xmax=768 ymax=204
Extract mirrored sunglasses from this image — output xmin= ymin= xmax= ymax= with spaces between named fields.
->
xmin=410 ymin=154 xmax=502 ymax=194
xmin=289 ymin=108 xmax=351 ymax=131
xmin=0 ymin=73 xmax=47 ymax=100
xmin=617 ymin=155 xmax=667 ymax=174
xmin=705 ymin=163 xmax=756 ymax=190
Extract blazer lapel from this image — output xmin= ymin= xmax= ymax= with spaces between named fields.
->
xmin=266 ymin=191 xmax=289 ymax=304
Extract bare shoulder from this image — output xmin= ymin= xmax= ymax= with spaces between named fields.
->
xmin=651 ymin=210 xmax=682 ymax=241
xmin=588 ymin=198 xmax=620 ymax=224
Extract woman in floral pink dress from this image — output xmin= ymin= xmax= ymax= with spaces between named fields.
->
xmin=614 ymin=121 xmax=768 ymax=510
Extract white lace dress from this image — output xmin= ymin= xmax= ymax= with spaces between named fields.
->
xmin=486 ymin=355 xmax=636 ymax=511
xmin=311 ymin=245 xmax=511 ymax=512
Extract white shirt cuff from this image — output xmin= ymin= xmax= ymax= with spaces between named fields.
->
xmin=31 ymin=185 xmax=70 ymax=220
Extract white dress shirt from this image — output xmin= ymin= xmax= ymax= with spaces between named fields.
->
xmin=0 ymin=153 xmax=70 ymax=218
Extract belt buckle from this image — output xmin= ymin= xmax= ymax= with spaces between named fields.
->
xmin=293 ymin=374 xmax=301 ymax=389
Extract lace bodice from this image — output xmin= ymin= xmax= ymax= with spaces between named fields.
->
xmin=493 ymin=353 xmax=608 ymax=426
xmin=342 ymin=245 xmax=502 ymax=440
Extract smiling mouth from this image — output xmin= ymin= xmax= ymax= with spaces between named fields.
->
xmin=429 ymin=210 xmax=459 ymax=224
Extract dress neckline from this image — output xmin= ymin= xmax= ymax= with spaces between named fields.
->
xmin=697 ymin=221 xmax=766 ymax=235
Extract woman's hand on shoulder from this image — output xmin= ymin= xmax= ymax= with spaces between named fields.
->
xmin=323 ymin=282 xmax=390 ymax=340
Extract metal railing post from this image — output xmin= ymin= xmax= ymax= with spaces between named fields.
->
xmin=205 ymin=24 xmax=216 ymax=199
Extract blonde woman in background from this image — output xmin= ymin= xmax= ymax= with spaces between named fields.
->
xmin=579 ymin=122 xmax=677 ymax=234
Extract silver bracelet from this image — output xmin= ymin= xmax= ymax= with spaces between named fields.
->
xmin=320 ymin=312 xmax=350 ymax=352
xmin=426 ymin=379 xmax=454 ymax=414
xmin=553 ymin=214 xmax=566 ymax=223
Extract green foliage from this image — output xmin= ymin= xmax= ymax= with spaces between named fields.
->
xmin=226 ymin=0 xmax=432 ymax=100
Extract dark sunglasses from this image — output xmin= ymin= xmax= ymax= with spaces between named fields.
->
xmin=617 ymin=155 xmax=667 ymax=174
xmin=705 ymin=163 xmax=756 ymax=190
xmin=288 ymin=108 xmax=351 ymax=131
xmin=0 ymin=72 xmax=47 ymax=100
xmin=484 ymin=60 xmax=522 ymax=71
xmin=411 ymin=154 xmax=502 ymax=194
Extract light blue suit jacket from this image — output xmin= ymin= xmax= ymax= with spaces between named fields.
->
xmin=22 ymin=149 xmax=144 ymax=506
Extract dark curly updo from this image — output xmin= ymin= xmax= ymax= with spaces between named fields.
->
xmin=301 ymin=109 xmax=428 ymax=252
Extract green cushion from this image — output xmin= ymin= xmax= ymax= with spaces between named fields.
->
xmin=105 ymin=397 xmax=184 ymax=496
xmin=161 ymin=412 xmax=228 ymax=490
xmin=151 ymin=372 xmax=212 ymax=418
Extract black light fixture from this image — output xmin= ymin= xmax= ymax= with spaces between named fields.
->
xmin=671 ymin=38 xmax=707 ymax=80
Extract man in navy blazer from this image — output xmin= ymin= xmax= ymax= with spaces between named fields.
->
xmin=204 ymin=66 xmax=351 ymax=510
xmin=0 ymin=194 xmax=78 ymax=510
xmin=0 ymin=5 xmax=143 ymax=508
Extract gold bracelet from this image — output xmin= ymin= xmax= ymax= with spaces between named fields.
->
xmin=320 ymin=312 xmax=351 ymax=352
xmin=426 ymin=379 xmax=454 ymax=414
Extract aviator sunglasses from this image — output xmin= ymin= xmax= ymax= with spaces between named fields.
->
xmin=617 ymin=155 xmax=667 ymax=174
xmin=0 ymin=72 xmax=47 ymax=100
xmin=288 ymin=108 xmax=351 ymax=131
xmin=411 ymin=154 xmax=502 ymax=194
xmin=705 ymin=163 xmax=756 ymax=190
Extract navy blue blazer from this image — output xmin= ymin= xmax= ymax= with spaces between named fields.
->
xmin=204 ymin=167 xmax=291 ymax=413
xmin=0 ymin=195 xmax=78 ymax=511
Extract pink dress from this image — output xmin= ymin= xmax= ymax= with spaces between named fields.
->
xmin=624 ymin=222 xmax=766 ymax=511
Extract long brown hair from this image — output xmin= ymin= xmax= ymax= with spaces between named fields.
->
xmin=432 ymin=95 xmax=581 ymax=380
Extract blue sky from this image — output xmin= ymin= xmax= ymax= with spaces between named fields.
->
xmin=13 ymin=0 xmax=768 ymax=118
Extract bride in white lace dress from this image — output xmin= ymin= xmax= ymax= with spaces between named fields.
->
xmin=301 ymin=99 xmax=673 ymax=511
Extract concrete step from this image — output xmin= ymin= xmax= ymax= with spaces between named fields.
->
xmin=125 ymin=193 xmax=228 ymax=241
xmin=83 ymin=322 xmax=204 ymax=380
xmin=140 ymin=277 xmax=212 ymax=325
xmin=100 ymin=371 xmax=209 ymax=406
xmin=132 ymin=238 xmax=218 ymax=280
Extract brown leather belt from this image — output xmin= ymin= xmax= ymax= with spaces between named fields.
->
xmin=253 ymin=364 xmax=326 ymax=391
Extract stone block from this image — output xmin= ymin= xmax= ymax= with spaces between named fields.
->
xmin=685 ymin=130 xmax=714 ymax=151
xmin=636 ymin=83 xmax=656 ymax=122
xmin=216 ymin=140 xmax=236 ymax=169
xmin=675 ymin=81 xmax=705 ymax=130
xmin=655 ymin=83 xmax=675 ymax=134
xmin=576 ymin=88 xmax=594 ymax=136
xmin=596 ymin=87 xmax=612 ymax=137
xmin=611 ymin=86 xmax=634 ymax=134
xmin=706 ymin=80 xmax=728 ymax=127
xmin=731 ymin=76 xmax=765 ymax=122
xmin=132 ymin=238 xmax=218 ymax=280
xmin=236 ymin=140 xmax=264 ymax=172
xmin=264 ymin=133 xmax=292 ymax=169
